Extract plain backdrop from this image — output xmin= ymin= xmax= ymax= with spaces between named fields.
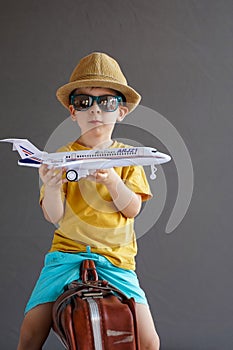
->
xmin=0 ymin=1 xmax=232 ymax=349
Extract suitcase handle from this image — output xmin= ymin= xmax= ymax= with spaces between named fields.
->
xmin=81 ymin=259 xmax=98 ymax=283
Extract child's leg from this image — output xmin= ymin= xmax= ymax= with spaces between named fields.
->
xmin=17 ymin=302 xmax=53 ymax=350
xmin=136 ymin=303 xmax=160 ymax=350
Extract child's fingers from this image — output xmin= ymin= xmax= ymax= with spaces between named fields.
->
xmin=96 ymin=171 xmax=108 ymax=179
xmin=39 ymin=164 xmax=48 ymax=176
xmin=39 ymin=165 xmax=66 ymax=188
xmin=46 ymin=167 xmax=60 ymax=178
xmin=95 ymin=169 xmax=108 ymax=178
xmin=49 ymin=168 xmax=63 ymax=182
xmin=39 ymin=166 xmax=59 ymax=184
xmin=86 ymin=174 xmax=96 ymax=181
xmin=97 ymin=169 xmax=108 ymax=173
xmin=86 ymin=170 xmax=108 ymax=182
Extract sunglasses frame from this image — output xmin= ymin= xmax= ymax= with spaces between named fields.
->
xmin=70 ymin=94 xmax=123 ymax=112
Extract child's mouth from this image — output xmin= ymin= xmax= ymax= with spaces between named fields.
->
xmin=89 ymin=120 xmax=103 ymax=124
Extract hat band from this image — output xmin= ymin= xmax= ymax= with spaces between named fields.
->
xmin=70 ymin=73 xmax=127 ymax=85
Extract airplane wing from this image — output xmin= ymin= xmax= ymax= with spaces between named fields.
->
xmin=18 ymin=158 xmax=42 ymax=167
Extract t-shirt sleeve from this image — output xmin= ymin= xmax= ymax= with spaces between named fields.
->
xmin=122 ymin=165 xmax=153 ymax=202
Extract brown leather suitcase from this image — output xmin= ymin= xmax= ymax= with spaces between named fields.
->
xmin=52 ymin=260 xmax=140 ymax=349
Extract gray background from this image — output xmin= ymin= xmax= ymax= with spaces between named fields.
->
xmin=0 ymin=1 xmax=232 ymax=349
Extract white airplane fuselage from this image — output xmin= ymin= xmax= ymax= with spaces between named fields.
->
xmin=42 ymin=147 xmax=167 ymax=167
xmin=40 ymin=147 xmax=170 ymax=181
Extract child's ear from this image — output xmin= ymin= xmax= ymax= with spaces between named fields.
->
xmin=117 ymin=106 xmax=128 ymax=122
xmin=69 ymin=105 xmax=77 ymax=121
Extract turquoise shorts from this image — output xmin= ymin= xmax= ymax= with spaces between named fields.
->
xmin=25 ymin=249 xmax=148 ymax=314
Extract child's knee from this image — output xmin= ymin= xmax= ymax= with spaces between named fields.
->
xmin=18 ymin=323 xmax=37 ymax=348
xmin=17 ymin=304 xmax=53 ymax=349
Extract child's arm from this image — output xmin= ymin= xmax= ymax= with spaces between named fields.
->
xmin=39 ymin=164 xmax=67 ymax=224
xmin=87 ymin=168 xmax=142 ymax=218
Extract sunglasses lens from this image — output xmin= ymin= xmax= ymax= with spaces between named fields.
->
xmin=98 ymin=95 xmax=119 ymax=112
xmin=72 ymin=95 xmax=92 ymax=110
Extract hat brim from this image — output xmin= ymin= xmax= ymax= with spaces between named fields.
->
xmin=56 ymin=79 xmax=141 ymax=114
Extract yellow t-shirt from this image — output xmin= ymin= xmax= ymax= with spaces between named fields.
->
xmin=40 ymin=140 xmax=152 ymax=270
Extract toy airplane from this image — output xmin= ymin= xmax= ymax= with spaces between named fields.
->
xmin=0 ymin=138 xmax=171 ymax=181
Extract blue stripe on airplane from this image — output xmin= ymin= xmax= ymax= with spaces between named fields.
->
xmin=18 ymin=158 xmax=41 ymax=165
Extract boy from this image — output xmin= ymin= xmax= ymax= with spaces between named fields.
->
xmin=17 ymin=52 xmax=160 ymax=350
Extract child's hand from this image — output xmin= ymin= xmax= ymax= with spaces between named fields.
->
xmin=39 ymin=164 xmax=67 ymax=189
xmin=86 ymin=168 xmax=119 ymax=185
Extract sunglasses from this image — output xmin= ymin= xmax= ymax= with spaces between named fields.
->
xmin=70 ymin=94 xmax=123 ymax=112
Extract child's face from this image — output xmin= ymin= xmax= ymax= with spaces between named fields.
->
xmin=69 ymin=87 xmax=128 ymax=140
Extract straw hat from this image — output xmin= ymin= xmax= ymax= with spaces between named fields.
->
xmin=56 ymin=52 xmax=141 ymax=114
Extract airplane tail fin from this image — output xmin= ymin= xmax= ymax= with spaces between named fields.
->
xmin=0 ymin=138 xmax=47 ymax=166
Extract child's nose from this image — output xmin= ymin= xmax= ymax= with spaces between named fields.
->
xmin=89 ymin=101 xmax=101 ymax=113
